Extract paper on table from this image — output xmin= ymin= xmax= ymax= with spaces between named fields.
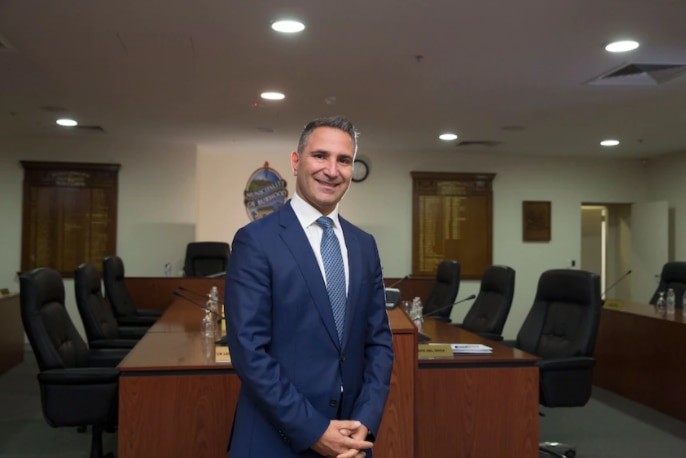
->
xmin=430 ymin=343 xmax=493 ymax=353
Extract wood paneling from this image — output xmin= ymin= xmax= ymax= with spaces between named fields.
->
xmin=0 ymin=294 xmax=23 ymax=375
xmin=593 ymin=302 xmax=686 ymax=422
xmin=119 ymin=373 xmax=239 ymax=458
xmin=416 ymin=367 xmax=539 ymax=458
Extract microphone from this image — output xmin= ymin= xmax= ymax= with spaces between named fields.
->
xmin=601 ymin=270 xmax=632 ymax=299
xmin=173 ymin=291 xmax=225 ymax=320
xmin=173 ymin=291 xmax=227 ymax=345
xmin=178 ymin=285 xmax=210 ymax=298
xmin=422 ymin=294 xmax=477 ymax=319
xmin=386 ymin=275 xmax=410 ymax=289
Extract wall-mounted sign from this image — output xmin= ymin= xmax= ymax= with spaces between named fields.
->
xmin=244 ymin=162 xmax=288 ymax=221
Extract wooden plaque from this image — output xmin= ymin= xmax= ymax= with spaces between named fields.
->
xmin=21 ymin=161 xmax=120 ymax=277
xmin=522 ymin=201 xmax=551 ymax=242
xmin=411 ymin=172 xmax=495 ymax=279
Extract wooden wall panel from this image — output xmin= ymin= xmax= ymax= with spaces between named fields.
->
xmin=119 ymin=373 xmax=239 ymax=458
xmin=416 ymin=366 xmax=539 ymax=458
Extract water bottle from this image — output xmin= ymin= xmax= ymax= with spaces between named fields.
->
xmin=410 ymin=297 xmax=424 ymax=332
xmin=666 ymin=288 xmax=676 ymax=315
xmin=201 ymin=310 xmax=216 ymax=339
xmin=655 ymin=291 xmax=666 ymax=314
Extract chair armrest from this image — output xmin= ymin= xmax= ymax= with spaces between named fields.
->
xmin=87 ymin=348 xmax=130 ymax=367
xmin=89 ymin=339 xmax=138 ymax=349
xmin=118 ymin=326 xmax=148 ymax=339
xmin=536 ymin=356 xmax=595 ymax=371
xmin=38 ymin=367 xmax=120 ymax=385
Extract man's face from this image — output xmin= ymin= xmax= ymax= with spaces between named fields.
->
xmin=291 ymin=126 xmax=354 ymax=215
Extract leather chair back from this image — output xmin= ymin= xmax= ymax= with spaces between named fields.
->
xmin=516 ymin=269 xmax=602 ymax=407
xmin=75 ymin=263 xmax=120 ymax=342
xmin=423 ymin=260 xmax=461 ymax=321
xmin=102 ymin=255 xmax=138 ymax=318
xmin=183 ymin=241 xmax=231 ymax=277
xmin=649 ymin=261 xmax=686 ymax=307
xmin=462 ymin=265 xmax=515 ymax=337
xmin=20 ymin=268 xmax=90 ymax=371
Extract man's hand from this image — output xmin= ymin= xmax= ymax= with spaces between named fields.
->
xmin=311 ymin=420 xmax=372 ymax=457
xmin=336 ymin=422 xmax=369 ymax=458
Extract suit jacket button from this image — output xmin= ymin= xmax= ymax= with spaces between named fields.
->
xmin=340 ymin=354 xmax=346 ymax=361
xmin=329 ymin=399 xmax=338 ymax=407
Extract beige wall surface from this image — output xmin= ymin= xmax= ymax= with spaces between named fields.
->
xmin=3 ymin=133 xmax=685 ymax=340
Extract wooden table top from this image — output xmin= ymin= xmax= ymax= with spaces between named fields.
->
xmin=119 ymin=301 xmax=537 ymax=372
xmin=603 ymin=300 xmax=685 ymax=324
xmin=416 ymin=316 xmax=538 ymax=366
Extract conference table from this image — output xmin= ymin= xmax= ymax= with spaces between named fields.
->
xmin=593 ymin=301 xmax=686 ymax=422
xmin=118 ymin=280 xmax=539 ymax=458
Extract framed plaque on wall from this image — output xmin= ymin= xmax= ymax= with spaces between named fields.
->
xmin=411 ymin=172 xmax=495 ymax=280
xmin=522 ymin=200 xmax=551 ymax=242
xmin=20 ymin=161 xmax=120 ymax=277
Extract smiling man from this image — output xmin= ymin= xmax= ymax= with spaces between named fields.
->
xmin=225 ymin=116 xmax=394 ymax=458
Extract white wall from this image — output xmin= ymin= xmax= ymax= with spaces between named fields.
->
xmin=643 ymin=151 xmax=686 ymax=260
xmin=0 ymin=135 xmax=197 ymax=338
xmin=196 ymin=143 xmax=649 ymax=338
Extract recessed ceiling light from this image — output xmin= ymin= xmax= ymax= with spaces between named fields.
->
xmin=600 ymin=139 xmax=620 ymax=146
xmin=605 ymin=40 xmax=639 ymax=53
xmin=271 ymin=20 xmax=305 ymax=33
xmin=439 ymin=133 xmax=458 ymax=141
xmin=56 ymin=118 xmax=78 ymax=127
xmin=260 ymin=92 xmax=285 ymax=100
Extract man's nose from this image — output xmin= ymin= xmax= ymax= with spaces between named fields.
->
xmin=323 ymin=158 xmax=338 ymax=176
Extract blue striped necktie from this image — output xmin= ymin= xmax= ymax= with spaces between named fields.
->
xmin=317 ymin=216 xmax=346 ymax=343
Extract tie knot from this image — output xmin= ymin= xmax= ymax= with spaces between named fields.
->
xmin=317 ymin=216 xmax=334 ymax=230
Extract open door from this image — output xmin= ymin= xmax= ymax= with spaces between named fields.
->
xmin=631 ymin=201 xmax=668 ymax=303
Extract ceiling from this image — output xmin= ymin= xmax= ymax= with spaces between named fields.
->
xmin=1 ymin=0 xmax=686 ymax=159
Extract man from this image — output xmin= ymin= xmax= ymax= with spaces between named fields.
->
xmin=225 ymin=116 xmax=394 ymax=458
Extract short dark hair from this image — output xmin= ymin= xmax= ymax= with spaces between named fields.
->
xmin=297 ymin=116 xmax=358 ymax=155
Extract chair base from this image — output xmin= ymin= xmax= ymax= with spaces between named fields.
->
xmin=539 ymin=441 xmax=576 ymax=458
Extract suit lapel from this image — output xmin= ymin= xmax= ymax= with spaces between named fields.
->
xmin=340 ymin=216 xmax=361 ymax=350
xmin=278 ymin=203 xmax=341 ymax=348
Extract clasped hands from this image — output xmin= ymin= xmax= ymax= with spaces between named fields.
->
xmin=311 ymin=420 xmax=372 ymax=458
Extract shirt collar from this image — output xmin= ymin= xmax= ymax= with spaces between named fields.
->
xmin=291 ymin=192 xmax=340 ymax=228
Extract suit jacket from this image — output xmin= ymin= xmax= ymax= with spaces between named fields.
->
xmin=225 ymin=201 xmax=394 ymax=457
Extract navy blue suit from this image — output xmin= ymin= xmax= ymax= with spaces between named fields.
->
xmin=225 ymin=201 xmax=394 ymax=457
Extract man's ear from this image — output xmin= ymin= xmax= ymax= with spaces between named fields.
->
xmin=290 ymin=151 xmax=299 ymax=175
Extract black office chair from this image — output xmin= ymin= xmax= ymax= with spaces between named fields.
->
xmin=183 ymin=241 xmax=231 ymax=277
xmin=75 ymin=263 xmax=147 ymax=349
xmin=102 ymin=255 xmax=162 ymax=327
xmin=455 ymin=265 xmax=515 ymax=341
xmin=649 ymin=261 xmax=686 ymax=307
xmin=514 ymin=269 xmax=602 ymax=458
xmin=20 ymin=268 xmax=124 ymax=458
xmin=422 ymin=260 xmax=461 ymax=322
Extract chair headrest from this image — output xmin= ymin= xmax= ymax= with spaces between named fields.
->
xmin=536 ymin=269 xmax=600 ymax=305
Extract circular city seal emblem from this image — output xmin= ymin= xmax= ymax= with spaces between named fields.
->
xmin=244 ymin=162 xmax=288 ymax=221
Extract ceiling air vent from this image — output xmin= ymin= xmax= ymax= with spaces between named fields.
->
xmin=456 ymin=140 xmax=502 ymax=148
xmin=587 ymin=63 xmax=686 ymax=86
